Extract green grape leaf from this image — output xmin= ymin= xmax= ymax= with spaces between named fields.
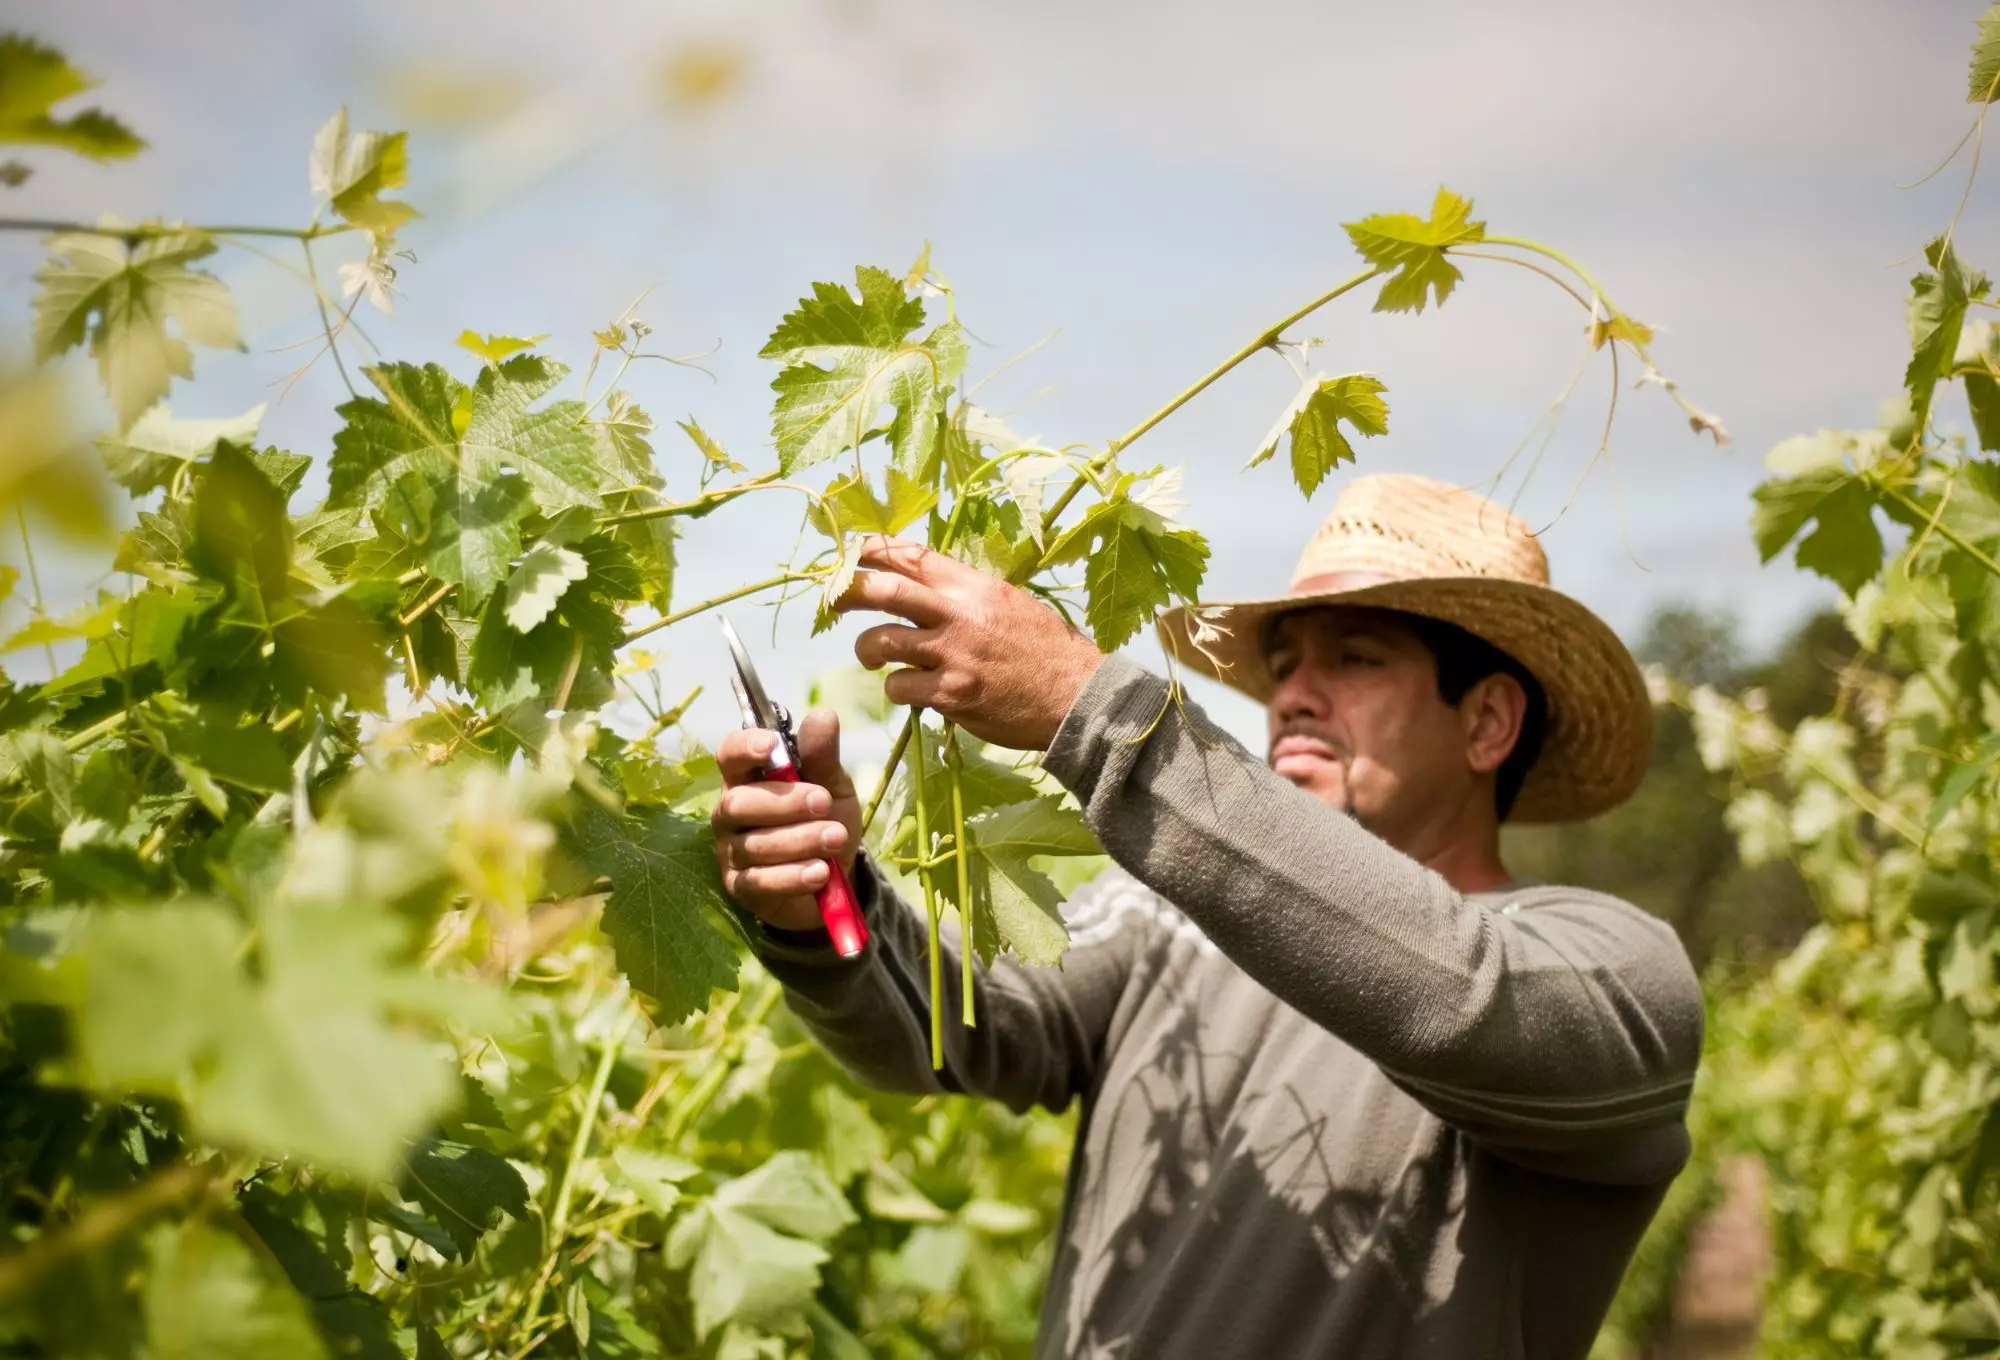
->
xmin=1973 ymin=2 xmax=2000 ymax=102
xmin=456 ymin=329 xmax=547 ymax=365
xmin=1042 ymin=473 xmax=1210 ymax=650
xmin=153 ymin=703 xmax=293 ymax=794
xmin=811 ymin=468 xmax=939 ymax=537
xmin=41 ymin=587 xmax=207 ymax=697
xmin=1343 ymin=188 xmax=1486 ymax=314
xmin=929 ymin=797 xmax=1091 ymax=967
xmin=329 ymin=359 xmax=603 ymax=608
xmin=813 ymin=537 xmax=859 ymax=638
xmin=1750 ymin=466 xmax=1882 ymax=597
xmin=1248 ymin=373 xmax=1390 ymax=497
xmin=2 ymin=593 xmax=120 ymax=653
xmin=679 ymin=416 xmax=746 ymax=472
xmin=964 ymin=795 xmax=1098 ymax=859
xmin=503 ymin=542 xmax=589 ymax=631
xmin=943 ymin=495 xmax=1041 ymax=580
xmin=397 ymin=1138 xmax=530 ymax=1260
xmin=96 ymin=402 xmax=265 ymax=494
xmin=189 ymin=441 xmax=292 ymax=604
xmin=1959 ymin=324 xmax=2000 ymax=452
xmin=610 ymin=512 xmax=677 ymax=609
xmin=1084 ymin=512 xmax=1210 ymax=652
xmin=143 ymin=1220 xmax=329 ymax=1360
xmin=33 ymin=229 xmax=242 ymax=430
xmin=762 ymin=267 xmax=925 ymax=354
xmin=0 ymin=35 xmax=144 ymax=161
xmin=586 ymin=391 xmax=660 ymax=488
xmin=310 ymin=108 xmax=416 ymax=235
xmin=568 ymin=802 xmax=741 ymax=1024
xmin=1906 ymin=237 xmax=1988 ymax=442
xmin=665 ymin=1152 xmax=857 ymax=1340
xmin=966 ymin=841 xmax=1070 ymax=967
xmin=760 ymin=266 xmax=962 ymax=475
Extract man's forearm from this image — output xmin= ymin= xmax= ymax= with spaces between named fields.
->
xmin=752 ymin=854 xmax=1124 ymax=1115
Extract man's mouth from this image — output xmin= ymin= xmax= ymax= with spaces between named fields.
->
xmin=1270 ymin=734 xmax=1341 ymax=775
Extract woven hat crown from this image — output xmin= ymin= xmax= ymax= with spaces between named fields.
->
xmin=1291 ymin=474 xmax=1548 ymax=591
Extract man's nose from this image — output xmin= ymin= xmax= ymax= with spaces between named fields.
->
xmin=1269 ymin=664 xmax=1329 ymax=722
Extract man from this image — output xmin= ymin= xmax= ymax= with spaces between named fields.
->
xmin=712 ymin=473 xmax=1704 ymax=1359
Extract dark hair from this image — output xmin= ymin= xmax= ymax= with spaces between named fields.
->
xmin=1401 ymin=614 xmax=1548 ymax=821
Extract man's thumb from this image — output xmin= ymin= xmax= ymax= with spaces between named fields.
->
xmin=794 ymin=708 xmax=852 ymax=795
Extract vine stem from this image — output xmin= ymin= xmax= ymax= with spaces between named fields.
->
xmin=0 ymin=1161 xmax=224 ymax=1306
xmin=910 ymin=718 xmax=945 ymax=1069
xmin=619 ymin=571 xmax=814 ymax=646
xmin=64 ymin=709 xmax=130 ymax=752
xmin=0 ymin=217 xmax=357 ymax=242
xmin=301 ymin=237 xmax=357 ymax=400
xmin=596 ymin=472 xmax=782 ymax=527
xmin=519 ymin=1009 xmax=636 ymax=1332
xmin=946 ymin=726 xmax=975 ymax=1028
xmin=859 ymin=263 xmax=1387 ymax=834
xmin=1873 ymin=482 xmax=2000 ymax=582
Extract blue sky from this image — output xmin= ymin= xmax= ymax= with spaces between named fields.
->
xmin=6 ymin=0 xmax=1995 ymax=758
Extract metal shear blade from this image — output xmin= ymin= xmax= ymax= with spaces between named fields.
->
xmin=718 ymin=615 xmax=776 ymax=730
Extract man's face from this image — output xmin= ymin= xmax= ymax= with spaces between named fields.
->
xmin=1263 ymin=606 xmax=1491 ymax=840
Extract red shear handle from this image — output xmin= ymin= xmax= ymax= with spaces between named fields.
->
xmin=757 ymin=745 xmax=870 ymax=959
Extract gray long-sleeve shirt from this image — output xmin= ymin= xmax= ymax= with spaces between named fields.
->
xmin=754 ymin=655 xmax=1705 ymax=1359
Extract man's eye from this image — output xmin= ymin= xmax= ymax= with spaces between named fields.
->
xmin=1338 ymin=649 xmax=1380 ymax=667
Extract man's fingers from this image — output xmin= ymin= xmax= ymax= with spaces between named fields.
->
xmin=731 ymin=819 xmax=848 ymax=867
xmin=852 ymin=623 xmax=940 ymax=673
xmin=883 ymin=665 xmax=947 ymax=711
xmin=713 ymin=780 xmax=831 ymax=831
xmin=716 ymin=728 xmax=781 ymax=783
xmin=728 ymin=861 xmax=830 ymax=900
xmin=793 ymin=709 xmax=854 ymax=796
xmin=855 ymin=534 xmax=973 ymax=587
xmin=835 ymin=566 xmax=951 ymax=627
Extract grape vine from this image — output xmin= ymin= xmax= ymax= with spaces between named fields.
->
xmin=0 ymin=28 xmax=1715 ymax=1360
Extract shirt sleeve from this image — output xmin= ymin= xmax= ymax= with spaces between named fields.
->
xmin=750 ymin=851 xmax=1141 ymax=1116
xmin=1040 ymin=653 xmax=1706 ymax=1185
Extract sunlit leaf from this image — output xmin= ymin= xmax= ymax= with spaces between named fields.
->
xmin=33 ymin=228 xmax=242 ymax=430
xmin=503 ymin=542 xmax=588 ymax=632
xmin=1343 ymin=188 xmax=1485 ymax=314
xmin=97 ymin=402 xmax=266 ymax=495
xmin=456 ymin=330 xmax=549 ymax=365
xmin=310 ymin=108 xmax=417 ymax=235
xmin=1972 ymin=2 xmax=2000 ymax=102
xmin=1248 ymin=373 xmax=1389 ymax=497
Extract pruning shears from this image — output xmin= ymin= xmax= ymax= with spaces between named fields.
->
xmin=719 ymin=616 xmax=869 ymax=959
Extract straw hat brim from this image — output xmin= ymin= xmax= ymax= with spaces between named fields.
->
xmin=1155 ymin=576 xmax=1653 ymax=824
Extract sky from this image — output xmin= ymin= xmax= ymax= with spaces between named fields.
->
xmin=5 ymin=0 xmax=1996 ymax=759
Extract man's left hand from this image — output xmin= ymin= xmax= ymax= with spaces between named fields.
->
xmin=837 ymin=535 xmax=1104 ymax=751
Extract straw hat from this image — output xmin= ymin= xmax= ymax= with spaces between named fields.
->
xmin=1154 ymin=473 xmax=1651 ymax=824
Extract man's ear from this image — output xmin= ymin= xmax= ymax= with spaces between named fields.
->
xmin=1461 ymin=672 xmax=1528 ymax=777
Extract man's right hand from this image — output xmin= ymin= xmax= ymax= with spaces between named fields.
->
xmin=711 ymin=708 xmax=861 ymax=934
